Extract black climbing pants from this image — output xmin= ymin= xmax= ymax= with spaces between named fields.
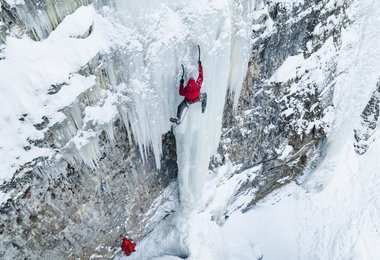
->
xmin=176 ymin=93 xmax=207 ymax=120
xmin=177 ymin=99 xmax=189 ymax=120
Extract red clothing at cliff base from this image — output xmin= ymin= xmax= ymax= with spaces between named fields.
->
xmin=121 ymin=237 xmax=136 ymax=256
xmin=179 ymin=64 xmax=203 ymax=103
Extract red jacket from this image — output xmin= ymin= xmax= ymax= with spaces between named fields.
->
xmin=121 ymin=238 xmax=136 ymax=256
xmin=179 ymin=64 xmax=203 ymax=103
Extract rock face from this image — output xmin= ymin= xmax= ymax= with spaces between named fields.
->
xmin=0 ymin=120 xmax=177 ymax=259
xmin=215 ymin=0 xmax=350 ymax=212
xmin=0 ymin=0 xmax=18 ymax=44
xmin=354 ymin=80 xmax=380 ymax=154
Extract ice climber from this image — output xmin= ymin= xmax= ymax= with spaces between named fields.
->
xmin=170 ymin=46 xmax=207 ymax=125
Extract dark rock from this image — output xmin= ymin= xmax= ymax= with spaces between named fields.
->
xmin=47 ymin=82 xmax=68 ymax=95
xmin=354 ymin=80 xmax=380 ymax=154
xmin=33 ymin=116 xmax=49 ymax=130
xmin=70 ymin=22 xmax=94 ymax=39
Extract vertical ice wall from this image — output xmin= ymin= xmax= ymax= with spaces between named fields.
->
xmin=173 ymin=1 xmax=254 ymax=207
xmin=108 ymin=0 xmax=253 ymax=207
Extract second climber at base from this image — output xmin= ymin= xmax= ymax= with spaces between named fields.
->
xmin=170 ymin=59 xmax=207 ymax=125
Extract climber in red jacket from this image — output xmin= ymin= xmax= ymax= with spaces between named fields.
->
xmin=121 ymin=237 xmax=136 ymax=256
xmin=170 ymin=60 xmax=207 ymax=125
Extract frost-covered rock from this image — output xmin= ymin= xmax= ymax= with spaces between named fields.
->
xmin=0 ymin=120 xmax=177 ymax=259
xmin=215 ymin=0 xmax=350 ymax=214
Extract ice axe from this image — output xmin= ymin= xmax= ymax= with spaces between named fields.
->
xmin=181 ymin=64 xmax=184 ymax=81
xmin=197 ymin=45 xmax=201 ymax=64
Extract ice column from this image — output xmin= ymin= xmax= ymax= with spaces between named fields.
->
xmin=104 ymin=0 xmax=253 ymax=206
xmin=174 ymin=0 xmax=253 ymax=208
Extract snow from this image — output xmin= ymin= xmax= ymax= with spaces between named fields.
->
xmin=231 ymin=1 xmax=380 ymax=257
xmin=270 ymin=36 xmax=336 ymax=93
xmin=278 ymin=144 xmax=293 ymax=160
xmin=269 ymin=54 xmax=305 ymax=83
xmin=0 ymin=191 xmax=10 ymax=205
xmin=221 ymin=131 xmax=380 ymax=259
xmin=0 ymin=5 xmax=118 ymax=185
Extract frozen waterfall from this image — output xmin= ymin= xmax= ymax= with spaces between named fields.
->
xmin=110 ymin=0 xmax=253 ymax=207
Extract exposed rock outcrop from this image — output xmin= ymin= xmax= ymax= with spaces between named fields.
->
xmin=0 ymin=120 xmax=177 ymax=259
xmin=354 ymin=80 xmax=380 ymax=154
xmin=215 ymin=0 xmax=350 ymax=213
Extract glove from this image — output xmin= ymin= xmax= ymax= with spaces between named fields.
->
xmin=198 ymin=60 xmax=201 ymax=66
xmin=180 ymin=79 xmax=184 ymax=84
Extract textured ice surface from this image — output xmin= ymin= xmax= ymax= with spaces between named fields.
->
xmin=0 ymin=0 xmax=253 ymax=203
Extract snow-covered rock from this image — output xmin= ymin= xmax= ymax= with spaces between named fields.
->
xmin=215 ymin=0 xmax=345 ymax=214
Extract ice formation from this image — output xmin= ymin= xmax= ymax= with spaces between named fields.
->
xmin=0 ymin=0 xmax=253 ymax=211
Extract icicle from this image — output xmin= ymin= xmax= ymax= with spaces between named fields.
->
xmin=82 ymin=84 xmax=104 ymax=107
xmin=104 ymin=122 xmax=115 ymax=144
xmin=62 ymin=130 xmax=100 ymax=169
xmin=78 ymin=137 xmax=101 ymax=169
xmin=14 ymin=0 xmax=93 ymax=40
xmin=118 ymin=106 xmax=133 ymax=146
xmin=66 ymin=103 xmax=84 ymax=130
xmin=51 ymin=116 xmax=78 ymax=149
xmin=228 ymin=0 xmax=253 ymax=109
xmin=33 ymin=158 xmax=65 ymax=181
